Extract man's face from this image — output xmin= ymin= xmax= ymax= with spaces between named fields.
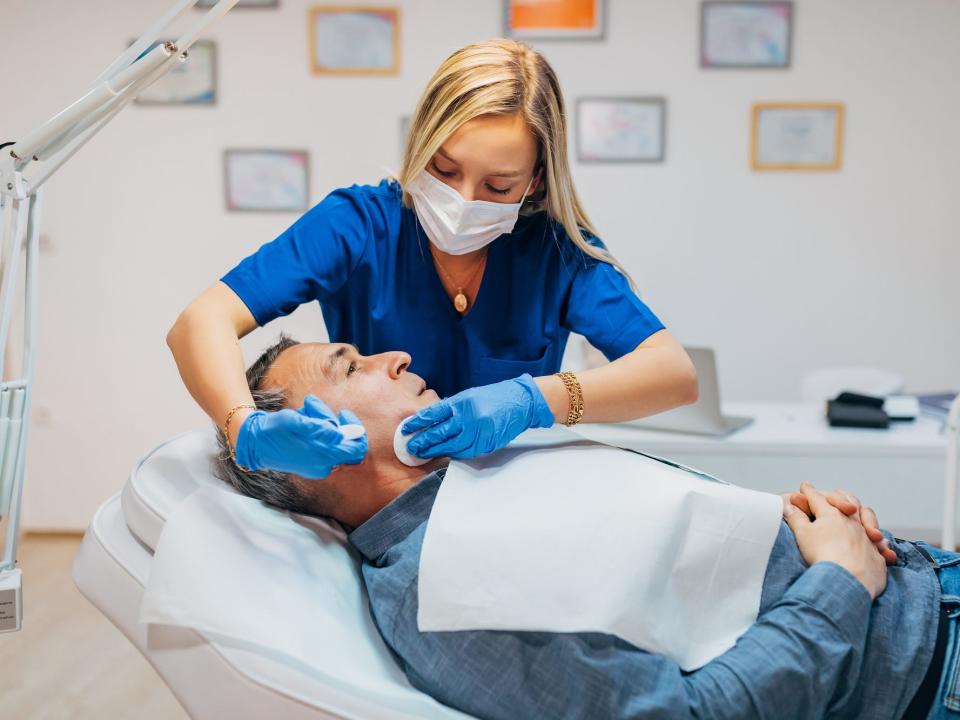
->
xmin=263 ymin=343 xmax=440 ymax=456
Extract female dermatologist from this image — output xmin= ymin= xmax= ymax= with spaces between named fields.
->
xmin=166 ymin=39 xmax=698 ymax=479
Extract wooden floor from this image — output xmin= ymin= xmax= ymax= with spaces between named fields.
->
xmin=0 ymin=535 xmax=187 ymax=719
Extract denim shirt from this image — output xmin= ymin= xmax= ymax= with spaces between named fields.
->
xmin=348 ymin=469 xmax=942 ymax=719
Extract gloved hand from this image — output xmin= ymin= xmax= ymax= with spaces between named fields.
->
xmin=402 ymin=373 xmax=554 ymax=459
xmin=234 ymin=394 xmax=368 ymax=479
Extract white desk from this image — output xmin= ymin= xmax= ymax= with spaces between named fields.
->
xmin=572 ymin=403 xmax=949 ymax=544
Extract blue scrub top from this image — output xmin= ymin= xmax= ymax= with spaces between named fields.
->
xmin=221 ymin=179 xmax=664 ymax=399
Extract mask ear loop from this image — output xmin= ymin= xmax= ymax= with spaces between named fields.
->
xmin=520 ymin=167 xmax=542 ymax=209
xmin=519 ymin=175 xmax=534 ymax=203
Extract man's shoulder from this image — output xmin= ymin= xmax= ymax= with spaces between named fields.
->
xmin=376 ymin=520 xmax=429 ymax=565
xmin=359 ymin=521 xmax=427 ymax=644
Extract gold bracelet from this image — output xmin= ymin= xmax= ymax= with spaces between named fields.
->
xmin=555 ymin=371 xmax=584 ymax=426
xmin=224 ymin=403 xmax=257 ymax=466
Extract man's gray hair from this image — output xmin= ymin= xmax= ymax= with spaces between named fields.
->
xmin=212 ymin=333 xmax=317 ymax=514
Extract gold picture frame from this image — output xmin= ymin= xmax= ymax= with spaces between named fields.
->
xmin=751 ymin=102 xmax=845 ymax=171
xmin=309 ymin=6 xmax=400 ymax=76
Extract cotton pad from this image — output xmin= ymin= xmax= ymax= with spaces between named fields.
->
xmin=338 ymin=424 xmax=366 ymax=441
xmin=394 ymin=416 xmax=430 ymax=467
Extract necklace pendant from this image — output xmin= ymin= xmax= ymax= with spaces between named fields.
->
xmin=454 ymin=290 xmax=468 ymax=313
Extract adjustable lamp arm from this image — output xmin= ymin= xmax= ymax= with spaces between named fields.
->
xmin=5 ymin=0 xmax=239 ymax=193
xmin=0 ymin=0 xmax=239 ymax=634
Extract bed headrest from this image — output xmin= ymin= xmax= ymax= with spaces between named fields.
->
xmin=127 ymin=430 xmax=473 ymax=719
xmin=121 ymin=427 xmax=244 ymax=551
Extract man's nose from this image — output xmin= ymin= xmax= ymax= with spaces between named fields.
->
xmin=381 ymin=351 xmax=411 ymax=379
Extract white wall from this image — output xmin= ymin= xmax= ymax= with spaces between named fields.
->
xmin=3 ymin=0 xmax=958 ymax=529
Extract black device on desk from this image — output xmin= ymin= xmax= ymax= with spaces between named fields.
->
xmin=826 ymin=391 xmax=921 ymax=429
xmin=827 ymin=396 xmax=890 ymax=429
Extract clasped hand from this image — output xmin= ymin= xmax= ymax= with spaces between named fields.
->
xmin=782 ymin=482 xmax=894 ymax=599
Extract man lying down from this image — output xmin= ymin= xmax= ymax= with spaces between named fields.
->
xmin=213 ymin=336 xmax=954 ymax=720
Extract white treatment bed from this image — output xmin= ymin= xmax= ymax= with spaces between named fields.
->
xmin=73 ymin=428 xmax=476 ymax=720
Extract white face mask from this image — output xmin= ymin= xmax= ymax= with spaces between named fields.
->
xmin=407 ymin=170 xmax=535 ymax=255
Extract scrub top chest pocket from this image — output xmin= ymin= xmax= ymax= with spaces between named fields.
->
xmin=471 ymin=344 xmax=554 ymax=387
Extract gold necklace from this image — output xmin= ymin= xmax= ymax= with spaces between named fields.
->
xmin=431 ymin=247 xmax=487 ymax=313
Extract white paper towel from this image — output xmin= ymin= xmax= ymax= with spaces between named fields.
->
xmin=417 ymin=433 xmax=783 ymax=671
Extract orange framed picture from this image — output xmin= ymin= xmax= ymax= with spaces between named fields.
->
xmin=751 ymin=102 xmax=844 ymax=171
xmin=309 ymin=6 xmax=399 ymax=76
xmin=504 ymin=0 xmax=604 ymax=40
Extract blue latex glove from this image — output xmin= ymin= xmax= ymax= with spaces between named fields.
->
xmin=234 ymin=394 xmax=368 ymax=479
xmin=402 ymin=373 xmax=554 ymax=459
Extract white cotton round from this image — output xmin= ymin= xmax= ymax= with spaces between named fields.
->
xmin=339 ymin=424 xmax=367 ymax=441
xmin=394 ymin=416 xmax=430 ymax=467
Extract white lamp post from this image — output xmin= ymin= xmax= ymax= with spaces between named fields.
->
xmin=942 ymin=394 xmax=960 ymax=550
xmin=0 ymin=0 xmax=240 ymax=633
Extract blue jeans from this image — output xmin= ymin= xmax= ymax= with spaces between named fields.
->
xmin=914 ymin=542 xmax=960 ymax=719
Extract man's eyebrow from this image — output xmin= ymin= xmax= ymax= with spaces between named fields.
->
xmin=323 ymin=345 xmax=347 ymax=379
xmin=323 ymin=344 xmax=360 ymax=380
xmin=436 ymin=147 xmax=523 ymax=178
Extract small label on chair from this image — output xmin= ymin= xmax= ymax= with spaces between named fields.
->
xmin=0 ymin=588 xmax=20 ymax=632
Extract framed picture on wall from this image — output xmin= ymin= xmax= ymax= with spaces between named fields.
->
xmin=700 ymin=2 xmax=792 ymax=68
xmin=576 ymin=97 xmax=666 ymax=163
xmin=133 ymin=40 xmax=217 ymax=105
xmin=196 ymin=0 xmax=279 ymax=7
xmin=309 ymin=6 xmax=399 ymax=75
xmin=751 ymin=102 xmax=844 ymax=171
xmin=224 ymin=149 xmax=310 ymax=212
xmin=504 ymin=0 xmax=605 ymax=40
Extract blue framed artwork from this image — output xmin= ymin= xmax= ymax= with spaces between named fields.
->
xmin=224 ymin=149 xmax=311 ymax=212
xmin=576 ymin=97 xmax=666 ymax=163
xmin=133 ymin=40 xmax=217 ymax=106
xmin=701 ymin=2 xmax=793 ymax=68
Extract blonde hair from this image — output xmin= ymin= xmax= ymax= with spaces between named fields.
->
xmin=397 ymin=38 xmax=633 ymax=283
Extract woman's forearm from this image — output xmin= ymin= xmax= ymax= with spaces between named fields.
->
xmin=535 ymin=330 xmax=698 ymax=425
xmin=166 ymin=282 xmax=260 ymax=446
